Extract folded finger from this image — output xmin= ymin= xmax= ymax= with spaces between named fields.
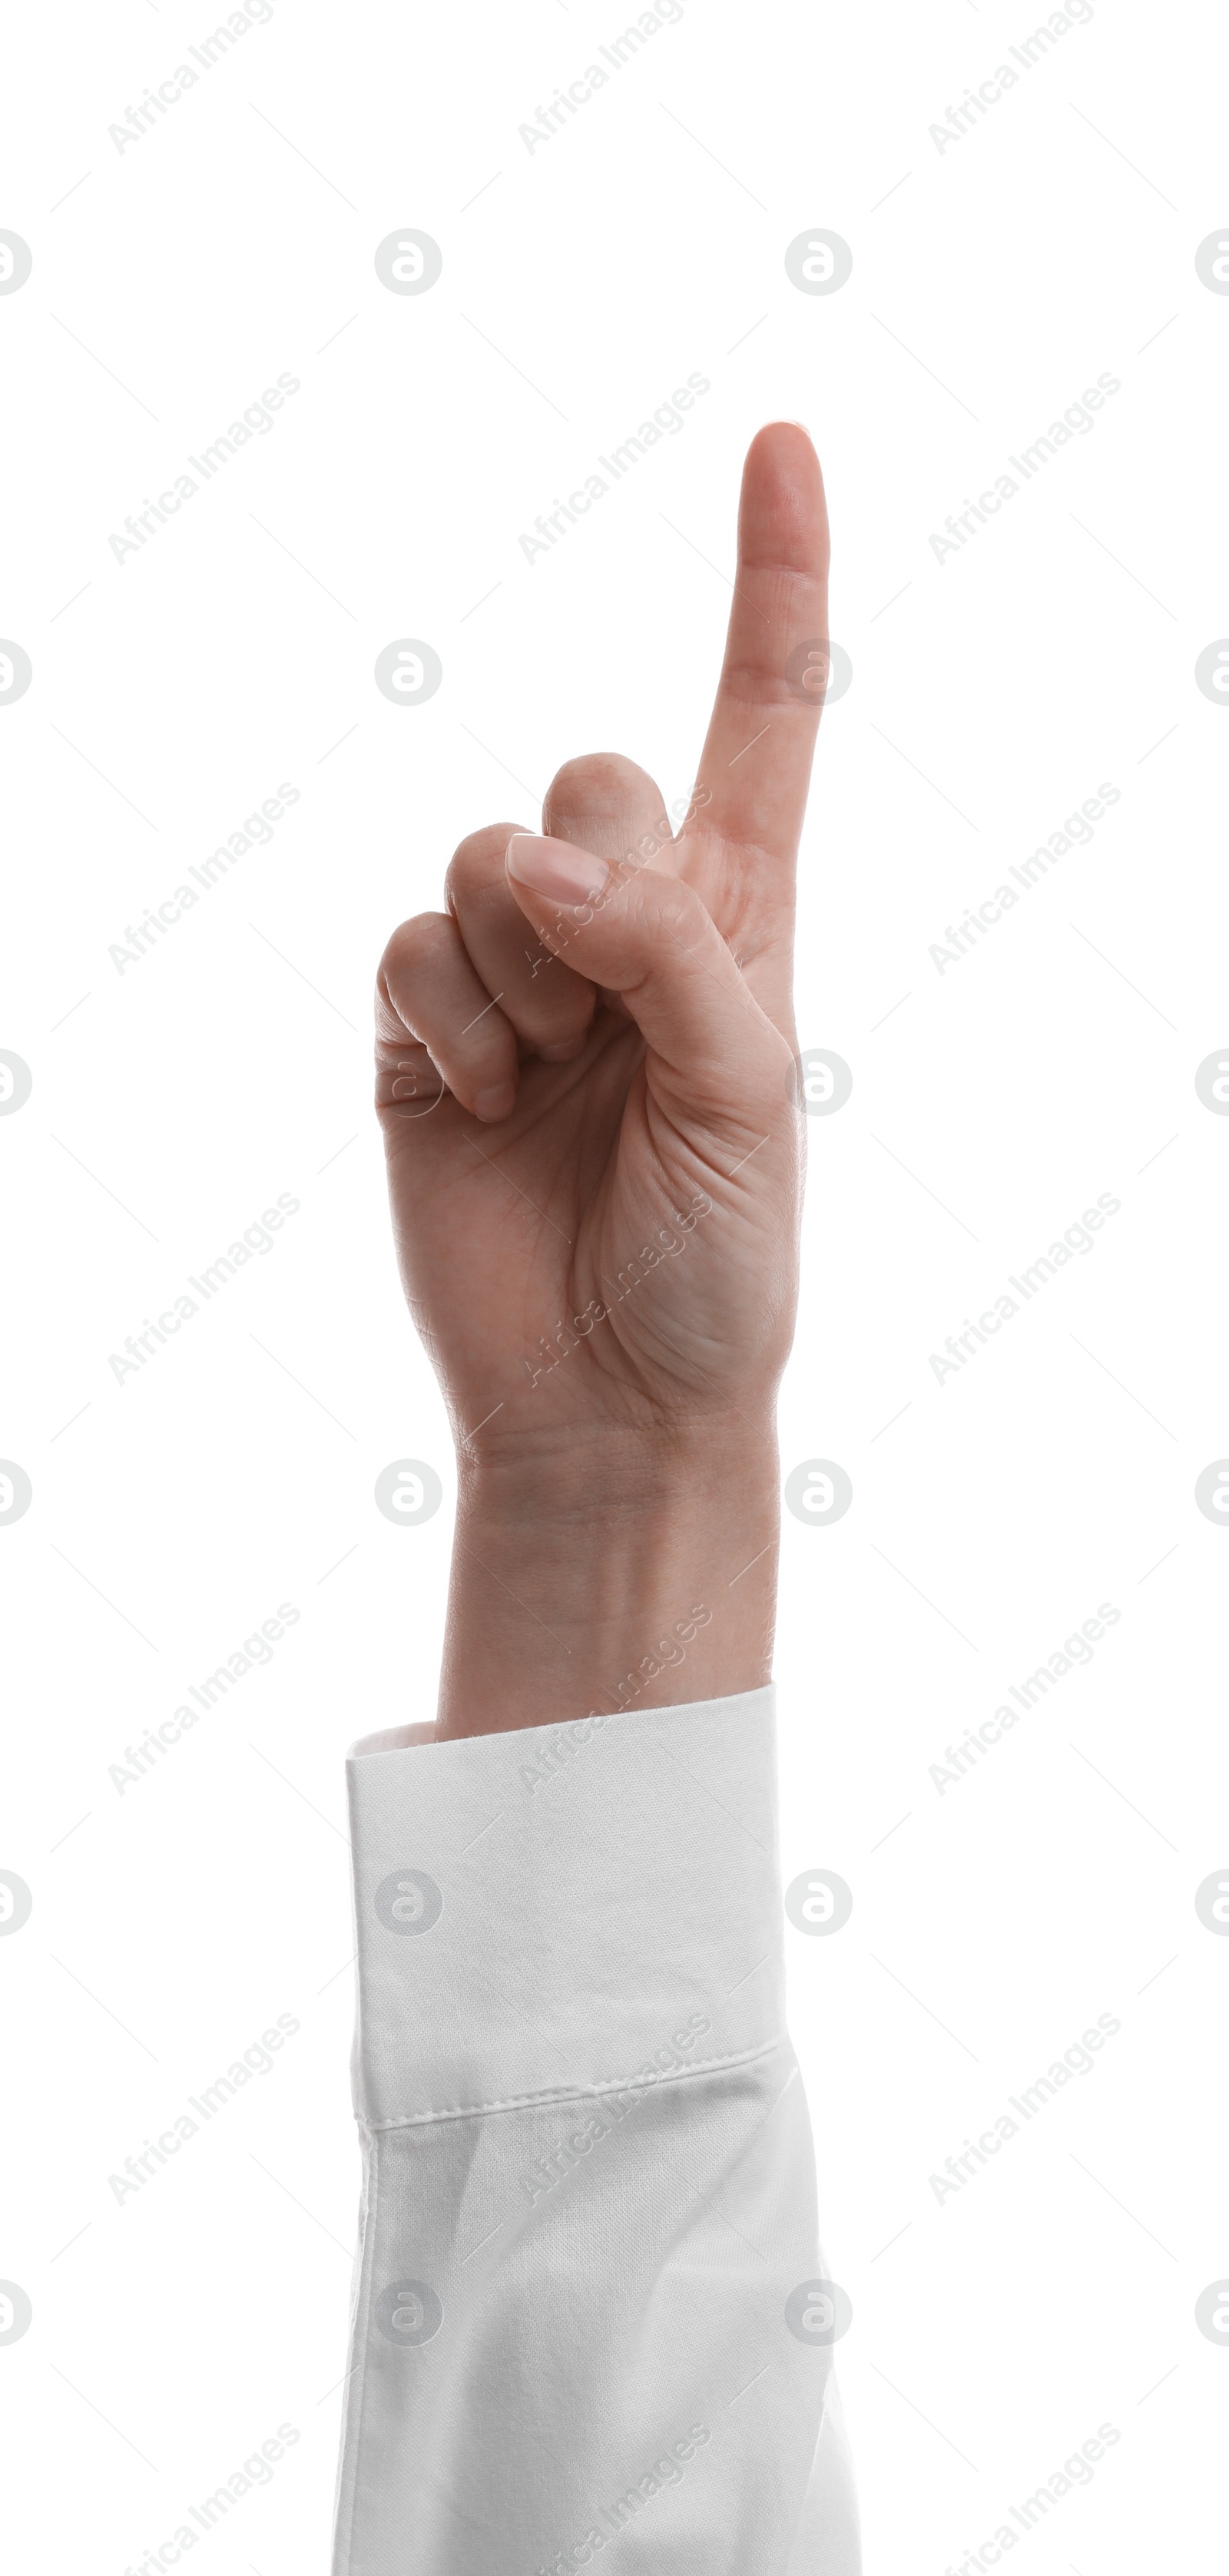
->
xmin=376 ymin=912 xmax=519 ymax=1122
xmin=445 ymin=823 xmax=596 ymax=1059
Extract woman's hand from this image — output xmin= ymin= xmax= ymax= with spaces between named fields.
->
xmin=375 ymin=423 xmax=830 ymax=1734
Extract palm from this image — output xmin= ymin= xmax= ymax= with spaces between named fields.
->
xmin=375 ymin=428 xmax=830 ymax=1464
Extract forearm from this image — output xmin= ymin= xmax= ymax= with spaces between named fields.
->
xmin=436 ymin=1419 xmax=780 ymax=1738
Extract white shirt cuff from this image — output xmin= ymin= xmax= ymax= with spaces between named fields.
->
xmin=331 ymin=1687 xmax=860 ymax=2576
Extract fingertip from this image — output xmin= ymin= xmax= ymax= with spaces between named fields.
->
xmin=747 ymin=419 xmax=819 ymax=466
xmin=473 ymin=1080 xmax=517 ymax=1123
xmin=755 ymin=417 xmax=817 ymax=445
xmin=740 ymin=422 xmax=829 ymax=571
xmin=506 ymin=833 xmax=611 ymax=906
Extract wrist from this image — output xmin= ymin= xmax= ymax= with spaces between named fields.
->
xmin=435 ymin=1419 xmax=779 ymax=1738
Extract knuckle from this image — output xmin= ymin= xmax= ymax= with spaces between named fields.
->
xmin=545 ymin=750 xmax=662 ymax=823
xmin=631 ymin=872 xmax=707 ymax=942
xmin=378 ymin=910 xmax=455 ymax=993
xmin=717 ymin=655 xmax=810 ymax=714
xmin=445 ymin=823 xmax=520 ymax=913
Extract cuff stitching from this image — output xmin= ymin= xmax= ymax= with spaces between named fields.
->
xmin=357 ymin=2032 xmax=788 ymax=2132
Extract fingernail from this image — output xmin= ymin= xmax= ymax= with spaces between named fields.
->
xmin=474 ymin=1081 xmax=516 ymax=1122
xmin=506 ymin=833 xmax=610 ymax=907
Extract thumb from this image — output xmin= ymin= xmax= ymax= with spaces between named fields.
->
xmin=505 ymin=831 xmax=793 ymax=1144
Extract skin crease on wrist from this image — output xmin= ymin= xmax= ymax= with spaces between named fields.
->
xmin=373 ymin=422 xmax=832 ymax=1738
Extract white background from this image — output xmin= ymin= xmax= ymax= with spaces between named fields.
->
xmin=2 ymin=0 xmax=1227 ymax=2568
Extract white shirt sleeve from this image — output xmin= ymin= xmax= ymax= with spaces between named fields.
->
xmin=330 ymin=1684 xmax=860 ymax=2576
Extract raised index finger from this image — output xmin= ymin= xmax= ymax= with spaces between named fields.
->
xmin=684 ymin=422 xmax=830 ymax=876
